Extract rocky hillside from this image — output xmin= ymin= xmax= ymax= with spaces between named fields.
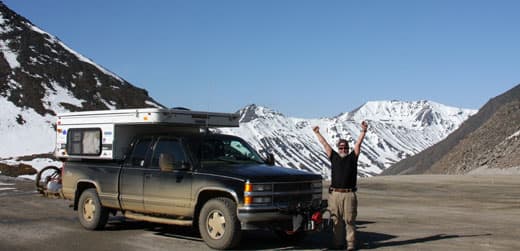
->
xmin=384 ymin=84 xmax=520 ymax=175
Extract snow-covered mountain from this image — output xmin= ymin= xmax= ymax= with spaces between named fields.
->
xmin=218 ymin=102 xmax=476 ymax=178
xmin=0 ymin=2 xmax=161 ymax=158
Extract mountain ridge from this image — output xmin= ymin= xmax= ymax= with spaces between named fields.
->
xmin=383 ymin=84 xmax=520 ymax=175
xmin=219 ymin=100 xmax=475 ymax=178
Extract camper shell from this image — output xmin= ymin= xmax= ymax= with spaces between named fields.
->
xmin=55 ymin=108 xmax=239 ymax=160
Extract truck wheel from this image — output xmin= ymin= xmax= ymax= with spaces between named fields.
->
xmin=78 ymin=188 xmax=109 ymax=230
xmin=198 ymin=197 xmax=241 ymax=250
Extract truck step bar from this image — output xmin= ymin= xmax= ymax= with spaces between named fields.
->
xmin=124 ymin=211 xmax=193 ymax=226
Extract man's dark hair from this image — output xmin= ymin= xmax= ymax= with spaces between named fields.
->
xmin=337 ymin=139 xmax=349 ymax=148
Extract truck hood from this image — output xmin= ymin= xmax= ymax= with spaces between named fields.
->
xmin=196 ymin=164 xmax=321 ymax=182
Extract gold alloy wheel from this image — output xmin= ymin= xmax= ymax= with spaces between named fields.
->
xmin=206 ymin=209 xmax=226 ymax=240
xmin=82 ymin=198 xmax=96 ymax=222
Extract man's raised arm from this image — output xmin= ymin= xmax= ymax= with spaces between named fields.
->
xmin=313 ymin=126 xmax=332 ymax=158
xmin=354 ymin=121 xmax=368 ymax=157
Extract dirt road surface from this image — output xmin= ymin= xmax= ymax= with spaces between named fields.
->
xmin=1 ymin=174 xmax=518 ymax=250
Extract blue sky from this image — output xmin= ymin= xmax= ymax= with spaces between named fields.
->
xmin=4 ymin=0 xmax=520 ymax=118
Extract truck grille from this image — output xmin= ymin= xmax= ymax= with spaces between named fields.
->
xmin=245 ymin=180 xmax=322 ymax=208
xmin=273 ymin=194 xmax=313 ymax=204
xmin=272 ymin=181 xmax=318 ymax=206
xmin=273 ymin=182 xmax=312 ymax=192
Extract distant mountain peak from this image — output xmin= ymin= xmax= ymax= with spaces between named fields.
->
xmin=239 ymin=104 xmax=284 ymax=123
xmin=336 ymin=100 xmax=475 ymax=127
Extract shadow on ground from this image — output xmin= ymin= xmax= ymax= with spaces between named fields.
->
xmin=359 ymin=232 xmax=492 ymax=249
xmin=101 ymin=217 xmax=492 ymax=250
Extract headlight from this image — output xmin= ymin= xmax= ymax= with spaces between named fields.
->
xmin=252 ymin=196 xmax=272 ymax=204
xmin=244 ymin=182 xmax=272 ymax=192
xmin=253 ymin=183 xmax=272 ymax=192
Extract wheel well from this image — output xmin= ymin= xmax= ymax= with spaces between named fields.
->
xmin=74 ymin=182 xmax=97 ymax=210
xmin=194 ymin=190 xmax=236 ymax=226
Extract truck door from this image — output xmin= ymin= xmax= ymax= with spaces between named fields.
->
xmin=119 ymin=137 xmax=153 ymax=212
xmin=143 ymin=137 xmax=193 ymax=216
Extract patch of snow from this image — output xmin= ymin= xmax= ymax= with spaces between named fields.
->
xmin=145 ymin=100 xmax=164 ymax=108
xmin=507 ymin=130 xmax=520 ymax=139
xmin=18 ymin=158 xmax=63 ymax=180
xmin=0 ymin=158 xmax=62 ymax=180
xmin=0 ymin=97 xmax=56 ymax=158
xmin=100 ymin=98 xmax=117 ymax=110
xmin=0 ymin=13 xmax=13 ymax=33
xmin=7 ymin=78 xmax=21 ymax=89
xmin=0 ymin=39 xmax=20 ymax=68
xmin=42 ymin=81 xmax=85 ymax=113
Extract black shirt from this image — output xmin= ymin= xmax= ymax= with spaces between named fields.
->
xmin=330 ymin=151 xmax=358 ymax=189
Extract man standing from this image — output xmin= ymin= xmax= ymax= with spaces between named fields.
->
xmin=313 ymin=121 xmax=368 ymax=251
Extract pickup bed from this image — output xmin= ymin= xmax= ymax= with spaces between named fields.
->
xmin=62 ymin=132 xmax=323 ymax=249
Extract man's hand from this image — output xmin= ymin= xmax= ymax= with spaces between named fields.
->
xmin=313 ymin=126 xmax=320 ymax=134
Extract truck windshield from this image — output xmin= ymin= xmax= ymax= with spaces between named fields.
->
xmin=191 ymin=136 xmax=264 ymax=165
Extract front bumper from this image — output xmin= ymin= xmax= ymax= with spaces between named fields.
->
xmin=237 ymin=199 xmax=323 ymax=230
xmin=237 ymin=206 xmax=293 ymax=230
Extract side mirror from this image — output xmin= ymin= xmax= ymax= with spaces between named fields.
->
xmin=159 ymin=153 xmax=174 ymax=172
xmin=179 ymin=161 xmax=191 ymax=170
xmin=265 ymin=153 xmax=275 ymax=166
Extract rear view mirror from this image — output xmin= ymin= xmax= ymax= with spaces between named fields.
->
xmin=265 ymin=153 xmax=275 ymax=166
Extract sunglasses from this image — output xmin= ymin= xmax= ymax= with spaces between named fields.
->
xmin=338 ymin=147 xmax=347 ymax=150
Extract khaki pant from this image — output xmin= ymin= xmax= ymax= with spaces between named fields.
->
xmin=328 ymin=191 xmax=357 ymax=248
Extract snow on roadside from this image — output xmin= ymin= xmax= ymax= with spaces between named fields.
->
xmin=20 ymin=158 xmax=62 ymax=180
xmin=1 ymin=158 xmax=62 ymax=180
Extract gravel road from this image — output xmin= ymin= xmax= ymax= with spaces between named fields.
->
xmin=1 ymin=174 xmax=518 ymax=250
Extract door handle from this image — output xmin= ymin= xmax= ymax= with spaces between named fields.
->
xmin=145 ymin=173 xmax=152 ymax=179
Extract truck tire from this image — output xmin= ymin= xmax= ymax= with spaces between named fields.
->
xmin=198 ymin=197 xmax=241 ymax=250
xmin=78 ymin=188 xmax=109 ymax=230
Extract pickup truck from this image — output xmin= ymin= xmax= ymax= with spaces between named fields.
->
xmin=59 ymin=109 xmax=323 ymax=249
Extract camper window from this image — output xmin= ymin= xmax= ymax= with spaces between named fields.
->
xmin=67 ymin=128 xmax=102 ymax=156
